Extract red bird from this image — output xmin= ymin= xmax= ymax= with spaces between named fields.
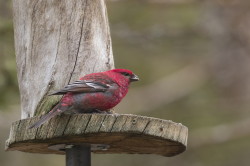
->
xmin=29 ymin=69 xmax=139 ymax=128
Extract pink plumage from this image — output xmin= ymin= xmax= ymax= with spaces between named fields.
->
xmin=29 ymin=69 xmax=139 ymax=128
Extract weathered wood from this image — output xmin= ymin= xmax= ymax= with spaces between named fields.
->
xmin=13 ymin=0 xmax=114 ymax=119
xmin=5 ymin=114 xmax=188 ymax=157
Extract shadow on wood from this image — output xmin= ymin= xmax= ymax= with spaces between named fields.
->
xmin=5 ymin=114 xmax=188 ymax=157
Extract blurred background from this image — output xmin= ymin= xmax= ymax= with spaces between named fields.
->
xmin=1 ymin=0 xmax=250 ymax=165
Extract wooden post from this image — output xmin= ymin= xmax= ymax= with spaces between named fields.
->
xmin=12 ymin=0 xmax=114 ymax=119
xmin=6 ymin=0 xmax=188 ymax=164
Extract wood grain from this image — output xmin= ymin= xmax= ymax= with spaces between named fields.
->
xmin=13 ymin=0 xmax=114 ymax=119
xmin=6 ymin=114 xmax=188 ymax=157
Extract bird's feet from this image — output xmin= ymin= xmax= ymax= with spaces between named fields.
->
xmin=92 ymin=109 xmax=115 ymax=114
xmin=74 ymin=109 xmax=116 ymax=114
xmin=92 ymin=109 xmax=104 ymax=113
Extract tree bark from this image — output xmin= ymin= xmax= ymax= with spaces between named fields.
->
xmin=13 ymin=0 xmax=114 ymax=119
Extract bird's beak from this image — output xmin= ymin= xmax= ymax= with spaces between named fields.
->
xmin=130 ymin=74 xmax=139 ymax=82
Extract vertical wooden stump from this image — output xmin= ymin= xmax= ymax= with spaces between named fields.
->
xmin=12 ymin=0 xmax=114 ymax=119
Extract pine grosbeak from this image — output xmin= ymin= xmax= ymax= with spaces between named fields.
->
xmin=29 ymin=69 xmax=139 ymax=128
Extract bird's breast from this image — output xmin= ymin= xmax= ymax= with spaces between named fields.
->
xmin=71 ymin=85 xmax=128 ymax=112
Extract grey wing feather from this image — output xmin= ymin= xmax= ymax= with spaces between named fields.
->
xmin=49 ymin=80 xmax=110 ymax=95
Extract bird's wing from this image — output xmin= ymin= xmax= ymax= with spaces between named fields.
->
xmin=49 ymin=79 xmax=112 ymax=95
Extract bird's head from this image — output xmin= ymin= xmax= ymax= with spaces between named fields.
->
xmin=110 ymin=69 xmax=139 ymax=83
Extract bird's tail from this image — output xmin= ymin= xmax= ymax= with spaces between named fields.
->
xmin=29 ymin=104 xmax=61 ymax=129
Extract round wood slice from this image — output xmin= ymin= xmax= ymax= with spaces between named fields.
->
xmin=5 ymin=114 xmax=188 ymax=157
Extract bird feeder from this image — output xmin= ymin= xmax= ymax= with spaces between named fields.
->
xmin=6 ymin=114 xmax=187 ymax=165
xmin=6 ymin=0 xmax=188 ymax=165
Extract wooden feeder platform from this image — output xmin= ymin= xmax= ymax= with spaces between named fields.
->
xmin=6 ymin=114 xmax=188 ymax=157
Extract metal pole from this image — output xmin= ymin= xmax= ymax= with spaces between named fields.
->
xmin=66 ymin=145 xmax=91 ymax=166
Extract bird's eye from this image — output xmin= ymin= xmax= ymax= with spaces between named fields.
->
xmin=122 ymin=72 xmax=130 ymax=76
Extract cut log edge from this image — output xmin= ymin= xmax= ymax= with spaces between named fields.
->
xmin=6 ymin=114 xmax=188 ymax=157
